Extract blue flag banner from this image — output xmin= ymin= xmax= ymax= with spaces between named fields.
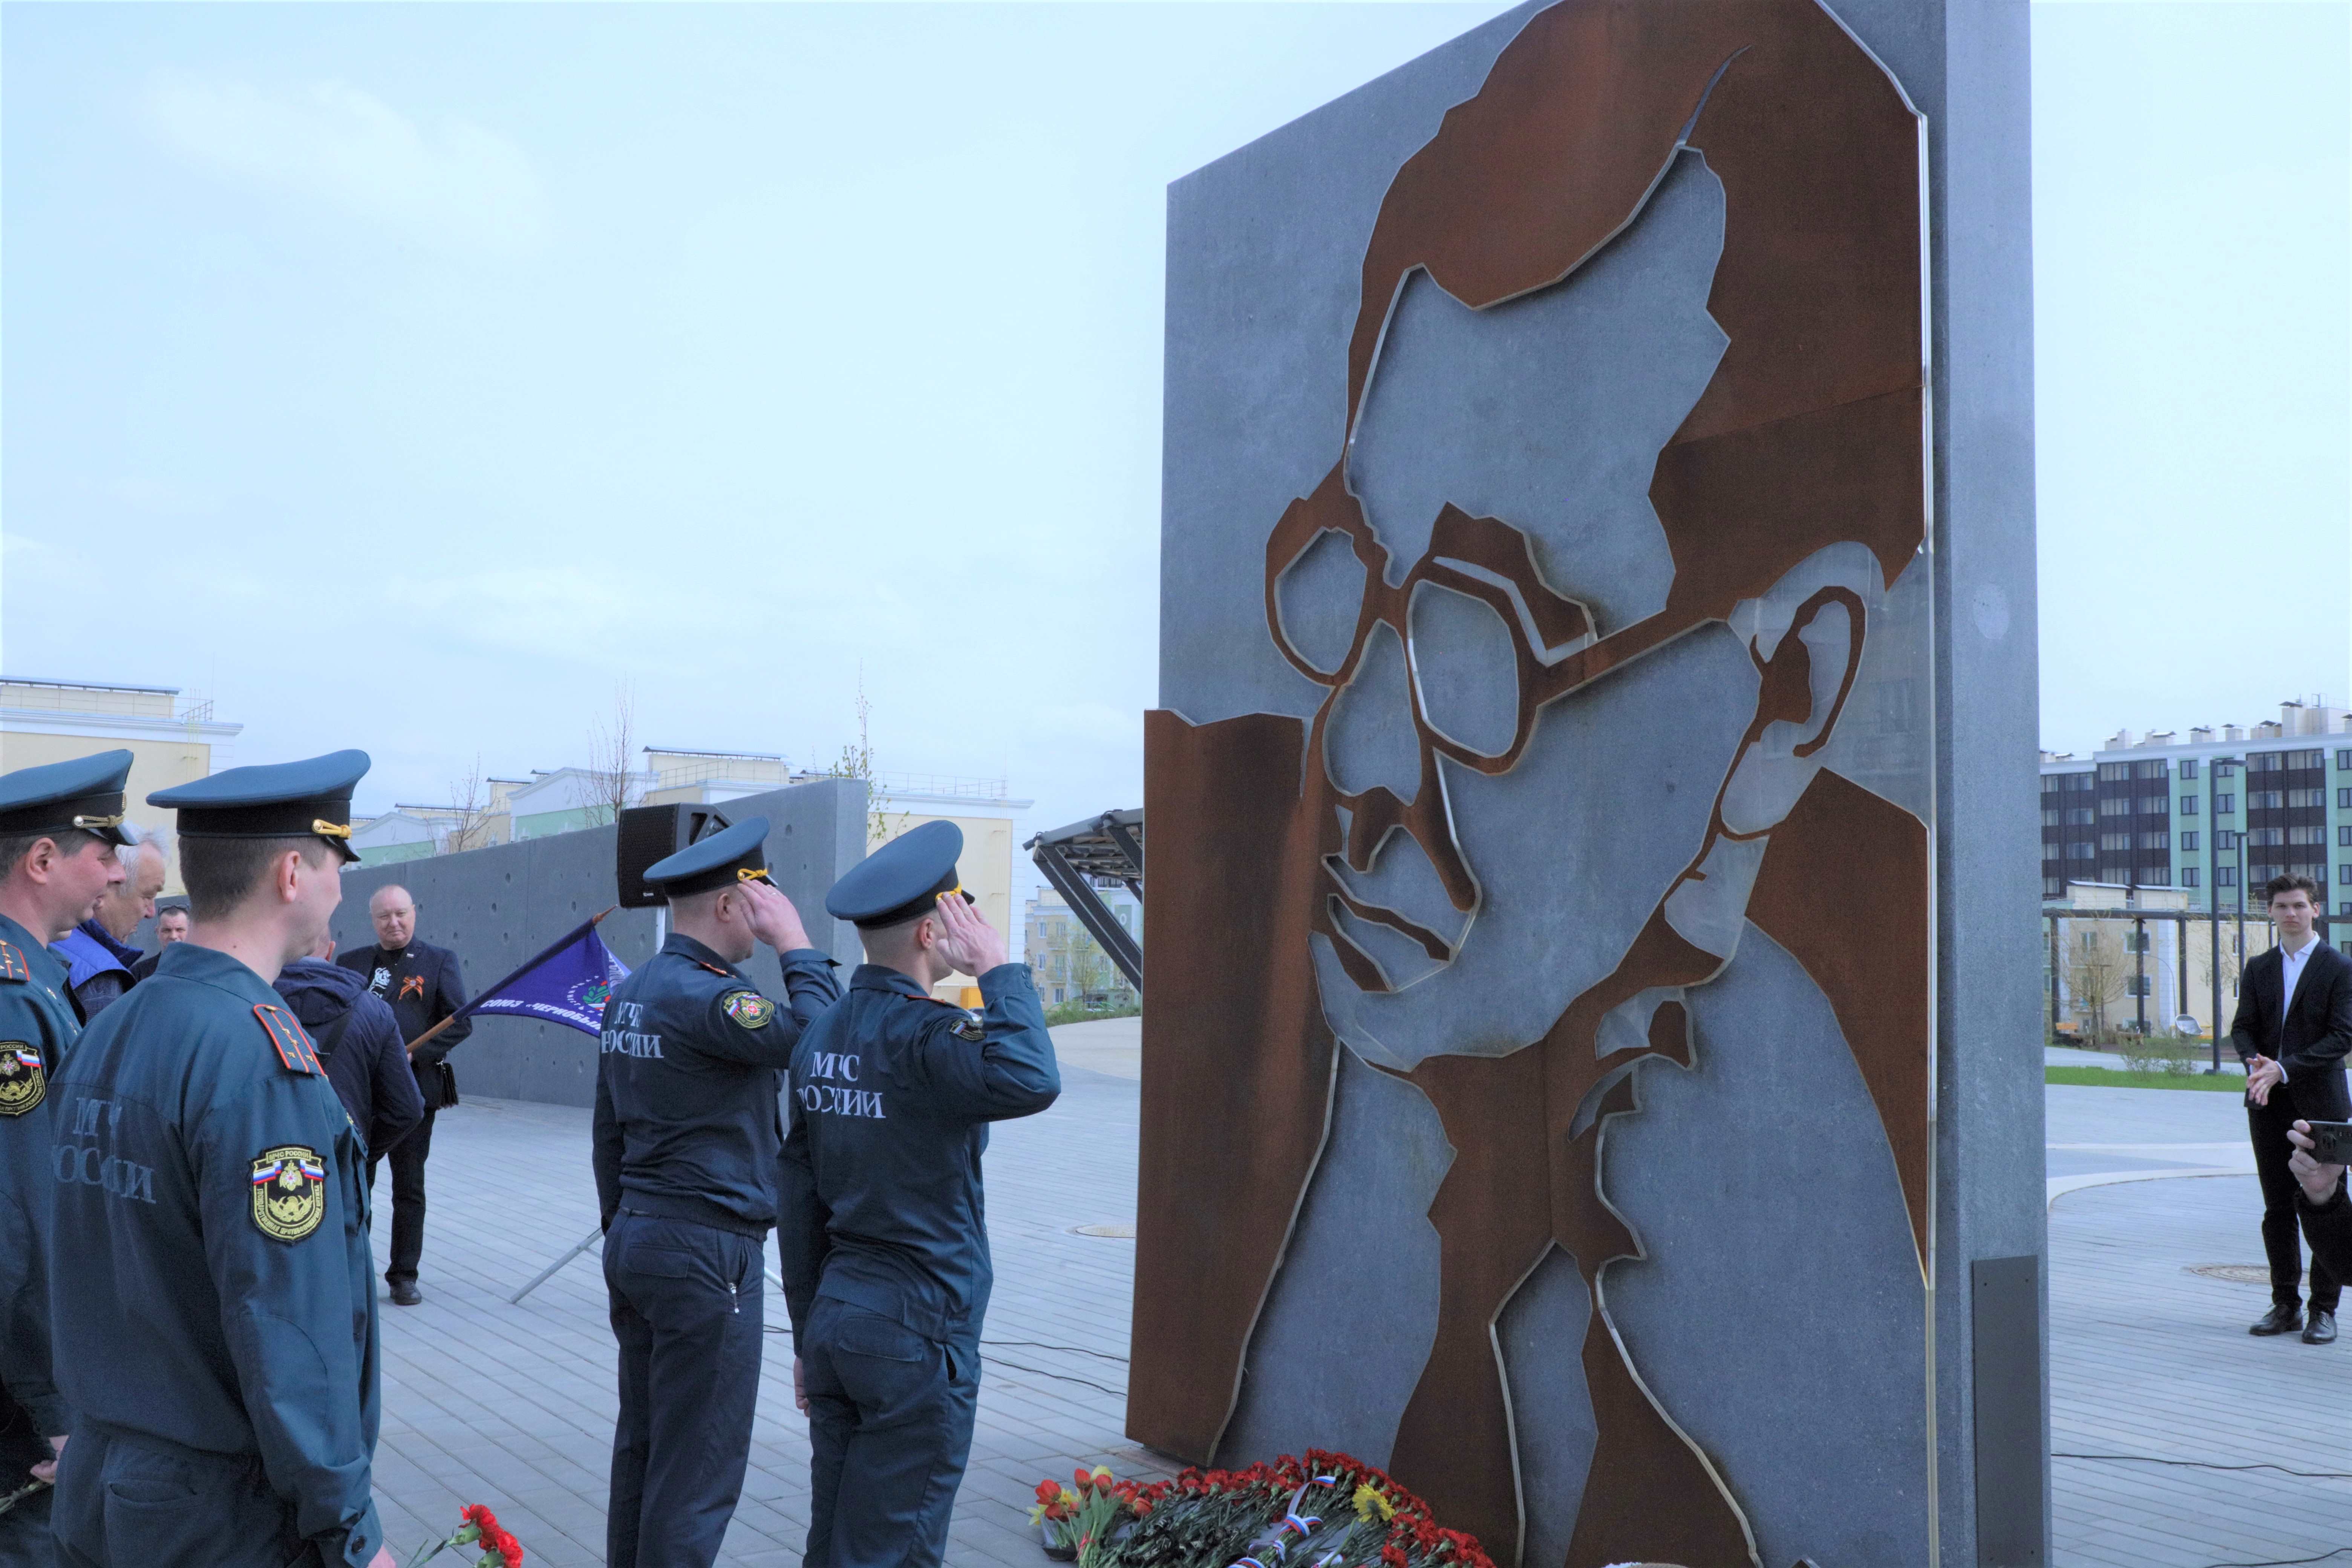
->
xmin=455 ymin=916 xmax=629 ymax=1038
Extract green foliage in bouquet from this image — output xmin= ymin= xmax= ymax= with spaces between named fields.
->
xmin=1032 ymin=1451 xmax=1494 ymax=1568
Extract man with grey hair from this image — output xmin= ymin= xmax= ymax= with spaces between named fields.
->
xmin=50 ymin=823 xmax=169 ymax=1020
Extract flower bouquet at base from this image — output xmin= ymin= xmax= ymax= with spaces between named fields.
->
xmin=405 ymin=1503 xmax=524 ymax=1568
xmin=1027 ymin=1451 xmax=1495 ymax=1568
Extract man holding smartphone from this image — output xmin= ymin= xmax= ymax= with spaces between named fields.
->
xmin=2234 ymin=874 xmax=2352 ymax=1344
xmin=2288 ymin=1120 xmax=2352 ymax=1286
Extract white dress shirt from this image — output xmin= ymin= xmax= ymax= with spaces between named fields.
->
xmin=2276 ymin=935 xmax=2318 ymax=1079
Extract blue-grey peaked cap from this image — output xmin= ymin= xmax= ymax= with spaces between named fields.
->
xmin=825 ymin=818 xmax=971 ymax=929
xmin=150 ymin=749 xmax=371 ymax=864
xmin=0 ymin=749 xmax=136 ymax=846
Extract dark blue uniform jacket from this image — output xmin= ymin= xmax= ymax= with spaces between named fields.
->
xmin=0 ymin=914 xmax=83 ymax=1450
xmin=594 ymin=934 xmax=841 ymax=1236
xmin=46 ymin=941 xmax=383 ymax=1568
xmin=274 ymin=958 xmax=425 ymax=1159
xmin=778 ymin=963 xmax=1059 ymax=1348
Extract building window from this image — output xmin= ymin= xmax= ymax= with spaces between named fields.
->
xmin=2100 ymin=832 xmax=2133 ymax=853
xmin=2290 ymin=826 xmax=2327 ymax=846
xmin=2181 ymin=867 xmax=2200 ymax=888
xmin=2066 ymin=807 xmax=2095 ymax=826
xmin=2341 ymin=864 xmax=2352 ymax=886
xmin=2136 ymin=760 xmax=2168 ymax=779
xmin=2249 ymin=827 xmax=2286 ymax=847
xmin=2139 ymin=794 xmax=2168 ymax=815
xmin=2041 ymin=808 xmax=2060 ymax=828
xmin=2125 ymin=975 xmax=2152 ymax=997
xmin=2289 ymin=749 xmax=2325 ymax=770
xmin=2338 ymin=788 xmax=2352 ymax=809
xmin=2338 ymin=749 xmax=2352 ymax=770
xmin=2251 ymin=790 xmax=2285 ymax=811
xmin=2066 ymin=773 xmax=2095 ymax=792
xmin=2067 ymin=843 xmax=2094 ymax=861
xmin=2180 ymin=831 xmax=2199 ymax=852
xmin=2252 ymin=753 xmax=2284 ymax=773
xmin=2043 ymin=876 xmax=2064 ymax=899
xmin=2217 ymin=793 xmax=2236 ymax=815
xmin=2218 ymin=867 xmax=2239 ymax=887
xmin=2141 ymin=868 xmax=2171 ymax=887
xmin=2098 ymin=762 xmax=2131 ymax=782
xmin=2287 ymin=788 xmax=2326 ymax=809
xmin=2341 ymin=826 xmax=2352 ymax=847
xmin=2180 ymin=759 xmax=2199 ymax=781
xmin=2099 ymin=797 xmax=2131 ymax=817
xmin=2141 ymin=830 xmax=2170 ymax=851
xmin=2180 ymin=795 xmax=2199 ymax=816
xmin=2217 ymin=830 xmax=2240 ymax=850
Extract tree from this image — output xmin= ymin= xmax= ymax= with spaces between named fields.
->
xmin=2064 ymin=927 xmax=2127 ymax=1047
xmin=824 ymin=670 xmax=905 ymax=847
xmin=585 ymin=687 xmax=637 ymax=827
xmin=442 ymin=756 xmax=495 ymax=854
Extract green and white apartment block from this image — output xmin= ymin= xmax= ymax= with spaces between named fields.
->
xmin=2041 ymin=700 xmax=2352 ymax=917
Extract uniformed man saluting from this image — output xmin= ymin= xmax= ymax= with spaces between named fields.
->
xmin=593 ymin=816 xmax=841 ymax=1568
xmin=46 ymin=752 xmax=393 ymax=1568
xmin=0 ymin=750 xmax=132 ymax=1566
xmin=779 ymin=819 xmax=1061 ymax=1568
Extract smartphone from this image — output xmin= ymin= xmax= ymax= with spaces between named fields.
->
xmin=2305 ymin=1121 xmax=2352 ymax=1164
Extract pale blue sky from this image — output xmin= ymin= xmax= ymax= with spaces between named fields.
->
xmin=3 ymin=1 xmax=2346 ymax=838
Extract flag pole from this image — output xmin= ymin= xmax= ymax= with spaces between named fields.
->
xmin=404 ymin=906 xmax=619 ymax=1057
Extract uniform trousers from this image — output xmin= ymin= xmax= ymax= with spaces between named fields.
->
xmin=604 ymin=1211 xmax=766 ymax=1568
xmin=800 ymin=1297 xmax=980 ymax=1568
xmin=2249 ymin=1072 xmax=2352 ymax=1313
xmin=51 ymin=1424 xmax=322 ymax=1568
xmin=367 ymin=1106 xmax=433 ymax=1287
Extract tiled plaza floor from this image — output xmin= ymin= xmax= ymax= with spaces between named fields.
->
xmin=364 ymin=1062 xmax=2348 ymax=1567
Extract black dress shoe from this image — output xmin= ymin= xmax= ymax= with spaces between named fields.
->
xmin=388 ymin=1282 xmax=423 ymax=1307
xmin=2250 ymin=1303 xmax=2303 ymax=1335
xmin=2304 ymin=1309 xmax=2336 ymax=1344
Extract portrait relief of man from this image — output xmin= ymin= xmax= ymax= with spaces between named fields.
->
xmin=1136 ymin=3 xmax=1937 ymax=1566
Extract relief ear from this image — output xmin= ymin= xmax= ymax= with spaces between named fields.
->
xmin=1784 ymin=585 xmax=1866 ymax=759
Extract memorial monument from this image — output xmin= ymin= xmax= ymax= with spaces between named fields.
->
xmin=1134 ymin=3 xmax=2044 ymax=1565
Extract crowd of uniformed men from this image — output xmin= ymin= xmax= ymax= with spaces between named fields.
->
xmin=0 ymin=746 xmax=1061 ymax=1568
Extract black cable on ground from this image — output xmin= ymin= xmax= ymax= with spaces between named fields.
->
xmin=2198 ymin=1548 xmax=2352 ymax=1568
xmin=982 ymin=1339 xmax=1130 ymax=1364
xmin=978 ymin=1353 xmax=1125 ymax=1400
xmin=2056 ymin=1452 xmax=2352 ymax=1481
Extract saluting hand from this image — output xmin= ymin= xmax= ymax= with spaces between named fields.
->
xmin=737 ymin=878 xmax=813 ymax=953
xmin=933 ymin=892 xmax=1007 ymax=979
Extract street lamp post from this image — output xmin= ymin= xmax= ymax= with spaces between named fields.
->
xmin=2207 ymin=755 xmax=2238 ymax=1073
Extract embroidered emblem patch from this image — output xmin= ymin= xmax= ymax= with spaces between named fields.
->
xmin=398 ymin=975 xmax=427 ymax=1002
xmin=0 ymin=1043 xmax=45 ymax=1116
xmin=722 ymin=991 xmax=776 ymax=1029
xmin=950 ymin=1015 xmax=986 ymax=1043
xmin=250 ymin=1145 xmax=328 ymax=1242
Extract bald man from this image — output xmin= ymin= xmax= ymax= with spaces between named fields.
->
xmin=337 ymin=884 xmax=470 ymax=1306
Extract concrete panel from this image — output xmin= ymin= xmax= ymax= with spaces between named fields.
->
xmin=332 ymin=778 xmax=865 ymax=1108
xmin=1498 ymin=1246 xmax=1597 ymax=1568
xmin=1219 ymin=1046 xmax=1450 ymax=1467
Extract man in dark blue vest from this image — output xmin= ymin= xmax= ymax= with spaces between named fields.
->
xmin=780 ymin=820 xmax=1060 ymax=1568
xmin=47 ymin=751 xmax=390 ymax=1568
xmin=593 ymin=816 xmax=839 ymax=1568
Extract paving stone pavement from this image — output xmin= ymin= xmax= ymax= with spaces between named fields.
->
xmin=364 ymin=1062 xmax=1170 ymax=1568
xmin=364 ymin=1070 xmax=2349 ymax=1567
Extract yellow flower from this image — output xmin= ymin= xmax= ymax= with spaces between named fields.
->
xmin=1352 ymin=1484 xmax=1396 ymax=1523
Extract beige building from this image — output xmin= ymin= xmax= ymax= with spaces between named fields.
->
xmin=2044 ymin=879 xmax=2293 ymax=1045
xmin=868 ymin=774 xmax=1033 ymax=1005
xmin=0 ymin=678 xmax=241 ymax=894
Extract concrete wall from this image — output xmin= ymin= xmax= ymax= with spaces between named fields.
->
xmin=324 ymin=778 xmax=867 ymax=1109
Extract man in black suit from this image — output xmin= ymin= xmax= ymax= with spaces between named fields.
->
xmin=338 ymin=883 xmax=470 ymax=1306
xmin=2233 ymin=873 xmax=2352 ymax=1344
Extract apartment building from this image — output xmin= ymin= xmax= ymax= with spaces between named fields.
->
xmin=2041 ymin=700 xmax=2352 ymax=914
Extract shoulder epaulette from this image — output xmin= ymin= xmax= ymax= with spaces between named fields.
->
xmin=253 ymin=1004 xmax=323 ymax=1076
xmin=0 ymin=941 xmax=25 ymax=983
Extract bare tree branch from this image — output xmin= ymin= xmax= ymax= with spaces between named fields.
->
xmin=586 ymin=687 xmax=637 ymax=827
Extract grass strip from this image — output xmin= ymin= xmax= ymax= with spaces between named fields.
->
xmin=2045 ymin=1066 xmax=2246 ymax=1093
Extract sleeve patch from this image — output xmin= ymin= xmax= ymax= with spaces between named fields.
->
xmin=250 ymin=1144 xmax=328 ymax=1241
xmin=722 ymin=991 xmax=777 ymax=1029
xmin=253 ymin=1004 xmax=323 ymax=1076
xmin=0 ymin=1043 xmax=46 ymax=1116
xmin=0 ymin=941 xmax=25 ymax=983
xmin=949 ymin=1015 xmax=986 ymax=1043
